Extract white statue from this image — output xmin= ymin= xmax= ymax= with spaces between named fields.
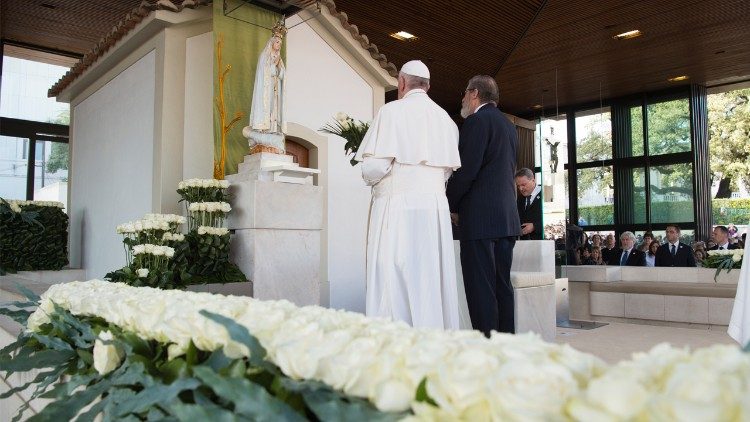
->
xmin=242 ymin=21 xmax=287 ymax=154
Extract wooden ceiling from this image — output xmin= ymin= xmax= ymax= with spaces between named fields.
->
xmin=3 ymin=0 xmax=749 ymax=115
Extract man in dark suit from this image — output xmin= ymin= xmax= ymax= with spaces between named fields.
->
xmin=655 ymin=224 xmax=696 ymax=267
xmin=515 ymin=168 xmax=543 ymax=240
xmin=708 ymin=225 xmax=739 ymax=250
xmin=607 ymin=231 xmax=646 ymax=266
xmin=447 ymin=75 xmax=521 ymax=337
xmin=601 ymin=234 xmax=617 ymax=263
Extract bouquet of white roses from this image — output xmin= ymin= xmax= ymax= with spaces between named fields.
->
xmin=320 ymin=112 xmax=369 ymax=166
xmin=704 ymin=248 xmax=743 ymax=280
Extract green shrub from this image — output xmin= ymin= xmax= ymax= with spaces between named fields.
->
xmin=0 ymin=200 xmax=68 ymax=273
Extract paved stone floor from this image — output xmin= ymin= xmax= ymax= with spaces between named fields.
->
xmin=555 ymin=321 xmax=736 ymax=364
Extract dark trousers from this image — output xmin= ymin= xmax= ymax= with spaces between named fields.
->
xmin=460 ymin=237 xmax=516 ymax=337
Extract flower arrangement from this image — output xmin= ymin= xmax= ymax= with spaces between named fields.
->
xmin=106 ymin=179 xmax=245 ymax=289
xmin=0 ymin=198 xmax=68 ymax=273
xmin=2 ymin=279 xmax=749 ymax=421
xmin=320 ymin=112 xmax=370 ymax=166
xmin=704 ymin=248 xmax=744 ymax=280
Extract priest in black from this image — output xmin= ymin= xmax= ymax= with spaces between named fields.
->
xmin=607 ymin=231 xmax=646 ymax=266
xmin=655 ymin=224 xmax=696 ymax=267
xmin=515 ymin=168 xmax=543 ymax=240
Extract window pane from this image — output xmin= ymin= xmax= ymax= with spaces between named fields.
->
xmin=0 ymin=56 xmax=69 ymax=123
xmin=577 ymin=166 xmax=614 ymax=226
xmin=647 ymin=99 xmax=691 ymax=155
xmin=0 ymin=136 xmax=30 ymax=200
xmin=650 ymin=163 xmax=694 ymax=223
xmin=33 ymin=141 xmax=68 ymax=210
xmin=650 ymin=229 xmax=695 ymax=246
xmin=630 ymin=167 xmax=647 ymax=224
xmin=575 ymin=107 xmax=612 ymax=162
xmin=630 ymin=106 xmax=644 ymax=156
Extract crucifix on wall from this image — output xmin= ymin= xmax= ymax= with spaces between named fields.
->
xmin=545 ymin=126 xmax=560 ymax=174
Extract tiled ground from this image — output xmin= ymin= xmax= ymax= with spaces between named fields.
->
xmin=555 ymin=321 xmax=736 ymax=364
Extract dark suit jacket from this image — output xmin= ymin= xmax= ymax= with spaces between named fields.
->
xmin=601 ymin=246 xmax=617 ymax=263
xmin=517 ymin=190 xmax=543 ymax=240
xmin=708 ymin=243 xmax=739 ymax=250
xmin=447 ymin=105 xmax=521 ymax=241
xmin=655 ymin=242 xmax=696 ymax=267
xmin=607 ymin=248 xmax=646 ymax=266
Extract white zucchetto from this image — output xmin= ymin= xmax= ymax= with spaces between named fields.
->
xmin=400 ymin=60 xmax=430 ymax=79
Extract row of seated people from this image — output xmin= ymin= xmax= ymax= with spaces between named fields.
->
xmin=577 ymin=224 xmax=745 ymax=267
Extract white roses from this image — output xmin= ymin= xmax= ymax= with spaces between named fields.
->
xmin=188 ymin=202 xmax=231 ymax=213
xmin=136 ymin=268 xmax=149 ymax=278
xmin=197 ymin=226 xmax=229 ymax=236
xmin=132 ymin=244 xmax=175 ymax=258
xmin=7 ymin=199 xmax=64 ymax=211
xmin=93 ymin=330 xmax=124 ymax=375
xmin=177 ymin=178 xmax=230 ymax=190
xmin=29 ymin=280 xmax=750 ymax=420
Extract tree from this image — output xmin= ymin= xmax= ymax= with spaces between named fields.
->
xmin=45 ymin=110 xmax=70 ymax=175
xmin=576 ymin=116 xmax=613 ymax=194
xmin=708 ymin=88 xmax=750 ymax=198
xmin=646 ymin=100 xmax=691 ymax=155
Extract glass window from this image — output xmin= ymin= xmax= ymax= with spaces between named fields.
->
xmin=650 ymin=163 xmax=694 ymax=223
xmin=649 ymin=229 xmax=695 ymax=246
xmin=577 ymin=166 xmax=614 ymax=226
xmin=629 ymin=167 xmax=647 ymax=224
xmin=0 ymin=136 xmax=31 ymax=200
xmin=0 ymin=56 xmax=69 ymax=123
xmin=647 ymin=98 xmax=691 ymax=155
xmin=630 ymin=106 xmax=644 ymax=156
xmin=33 ymin=141 xmax=68 ymax=209
xmin=575 ymin=107 xmax=612 ymax=162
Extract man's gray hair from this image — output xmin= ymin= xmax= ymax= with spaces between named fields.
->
xmin=467 ymin=75 xmax=499 ymax=104
xmin=620 ymin=231 xmax=636 ymax=242
xmin=400 ymin=72 xmax=430 ymax=90
xmin=514 ymin=168 xmax=535 ymax=179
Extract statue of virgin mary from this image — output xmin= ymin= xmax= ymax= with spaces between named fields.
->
xmin=242 ymin=21 xmax=287 ymax=154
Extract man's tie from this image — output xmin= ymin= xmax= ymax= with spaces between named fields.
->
xmin=525 ymin=196 xmax=530 ymax=210
xmin=719 ymin=246 xmax=724 ymax=250
xmin=670 ymin=244 xmax=676 ymax=256
xmin=620 ymin=251 xmax=628 ymax=266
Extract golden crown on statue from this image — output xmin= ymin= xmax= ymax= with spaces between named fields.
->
xmin=272 ymin=21 xmax=288 ymax=38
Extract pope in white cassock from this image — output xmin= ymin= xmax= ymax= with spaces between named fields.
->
xmin=354 ymin=60 xmax=462 ymax=329
xmin=728 ymin=226 xmax=750 ymax=346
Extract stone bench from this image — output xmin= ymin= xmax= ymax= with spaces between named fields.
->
xmin=454 ymin=240 xmax=558 ymax=340
xmin=565 ymin=266 xmax=738 ymax=328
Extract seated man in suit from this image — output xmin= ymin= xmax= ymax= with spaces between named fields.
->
xmin=607 ymin=231 xmax=646 ymax=266
xmin=515 ymin=168 xmax=543 ymax=240
xmin=656 ymin=224 xmax=696 ymax=267
xmin=601 ymin=234 xmax=617 ymax=263
xmin=709 ymin=225 xmax=738 ymax=250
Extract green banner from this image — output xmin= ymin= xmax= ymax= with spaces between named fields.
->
xmin=213 ymin=1 xmax=282 ymax=178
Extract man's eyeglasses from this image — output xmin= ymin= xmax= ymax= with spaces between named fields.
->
xmin=463 ymin=88 xmax=476 ymax=97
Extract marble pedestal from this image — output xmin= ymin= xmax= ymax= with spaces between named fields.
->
xmin=226 ymin=153 xmax=323 ymax=306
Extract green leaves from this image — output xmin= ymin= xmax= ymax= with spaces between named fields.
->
xmin=199 ymin=311 xmax=269 ymax=370
xmin=281 ymin=378 xmax=407 ymax=422
xmin=0 ymin=200 xmax=68 ymax=272
xmin=320 ymin=117 xmax=370 ymax=166
xmin=193 ymin=366 xmax=304 ymax=421
xmin=3 ymin=306 xmax=404 ymax=421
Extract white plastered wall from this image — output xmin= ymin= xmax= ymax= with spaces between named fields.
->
xmin=285 ymin=14 xmax=394 ymax=312
xmin=70 ymin=51 xmax=156 ymax=278
xmin=64 ymin=10 xmax=213 ymax=278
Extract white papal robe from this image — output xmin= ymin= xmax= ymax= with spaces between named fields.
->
xmin=728 ymin=227 xmax=750 ymax=346
xmin=355 ymin=89 xmax=461 ymax=329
